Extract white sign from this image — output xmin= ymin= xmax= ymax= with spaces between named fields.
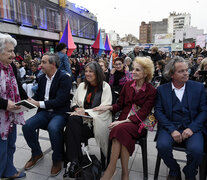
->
xmin=155 ymin=34 xmax=172 ymax=44
xmin=196 ymin=35 xmax=206 ymax=48
xmin=171 ymin=43 xmax=183 ymax=51
xmin=175 ymin=30 xmax=183 ymax=43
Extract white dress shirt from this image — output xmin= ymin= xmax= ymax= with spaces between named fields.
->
xmin=171 ymin=83 xmax=186 ymax=102
xmin=39 ymin=71 xmax=57 ymax=109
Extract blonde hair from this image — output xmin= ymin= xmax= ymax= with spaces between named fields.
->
xmin=133 ymin=57 xmax=154 ymax=82
xmin=151 ymin=46 xmax=158 ymax=53
xmin=98 ymin=59 xmax=108 ymax=68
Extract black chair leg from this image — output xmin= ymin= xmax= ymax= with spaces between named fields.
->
xmin=107 ymin=140 xmax=112 ymax=166
xmin=154 ymin=153 xmax=161 ymax=180
xmin=199 ymin=154 xmax=207 ymax=180
xmin=140 ymin=138 xmax=148 ymax=180
xmin=100 ymin=139 xmax=112 ymax=171
xmin=100 ymin=150 xmax=106 ymax=170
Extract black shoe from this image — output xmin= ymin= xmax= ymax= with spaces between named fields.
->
xmin=68 ymin=161 xmax=82 ymax=178
xmin=63 ymin=167 xmax=69 ymax=179
xmin=167 ymin=174 xmax=182 ymax=180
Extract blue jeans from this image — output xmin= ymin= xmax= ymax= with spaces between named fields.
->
xmin=22 ymin=111 xmax=67 ymax=162
xmin=0 ymin=125 xmax=18 ymax=178
xmin=156 ymin=129 xmax=204 ymax=179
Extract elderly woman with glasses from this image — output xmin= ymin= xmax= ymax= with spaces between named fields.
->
xmin=109 ymin=57 xmax=132 ymax=103
xmin=63 ymin=61 xmax=112 ymax=179
xmin=0 ymin=33 xmax=27 ymax=178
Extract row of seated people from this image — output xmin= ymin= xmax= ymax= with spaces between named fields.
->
xmin=23 ymin=54 xmax=207 ymax=180
xmin=0 ymin=33 xmax=206 ymax=180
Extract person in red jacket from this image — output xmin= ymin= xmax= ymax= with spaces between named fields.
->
xmin=94 ymin=57 xmax=157 ymax=180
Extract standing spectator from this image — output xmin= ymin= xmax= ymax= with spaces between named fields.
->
xmin=180 ymin=50 xmax=187 ymax=59
xmin=23 ymin=50 xmax=32 ymax=70
xmin=124 ymin=56 xmax=133 ymax=72
xmin=195 ymin=45 xmax=202 ymax=57
xmin=159 ymin=50 xmax=167 ymax=60
xmin=56 ymin=43 xmax=72 ymax=76
xmin=15 ymin=52 xmax=23 ymax=62
xmin=155 ymin=57 xmax=207 ymax=180
xmin=112 ymin=45 xmax=124 ymax=64
xmin=128 ymin=45 xmax=145 ymax=61
xmin=190 ymin=54 xmax=204 ymax=80
xmin=201 ymin=47 xmax=207 ymax=58
xmin=192 ymin=58 xmax=207 ymax=92
xmin=0 ymin=33 xmax=27 ymax=179
xmin=71 ymin=58 xmax=80 ymax=82
xmin=148 ymin=46 xmax=162 ymax=65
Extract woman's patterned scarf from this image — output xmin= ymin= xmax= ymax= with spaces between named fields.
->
xmin=0 ymin=62 xmax=25 ymax=140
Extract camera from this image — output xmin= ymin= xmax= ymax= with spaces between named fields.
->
xmin=198 ymin=70 xmax=207 ymax=75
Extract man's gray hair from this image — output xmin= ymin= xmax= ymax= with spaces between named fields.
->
xmin=0 ymin=33 xmax=17 ymax=53
xmin=163 ymin=56 xmax=188 ymax=81
xmin=43 ymin=52 xmax=60 ymax=68
xmin=134 ymin=44 xmax=139 ymax=49
xmin=124 ymin=56 xmax=132 ymax=63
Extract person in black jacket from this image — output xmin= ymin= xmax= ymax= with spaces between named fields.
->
xmin=148 ymin=46 xmax=162 ymax=65
xmin=0 ymin=33 xmax=28 ymax=179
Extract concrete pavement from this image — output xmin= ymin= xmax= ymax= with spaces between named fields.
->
xmin=5 ymin=108 xmax=198 ymax=180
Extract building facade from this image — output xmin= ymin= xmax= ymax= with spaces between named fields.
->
xmin=0 ymin=0 xmax=98 ymax=56
xmin=168 ymin=12 xmax=191 ymax=40
xmin=139 ymin=21 xmax=152 ymax=43
xmin=108 ymin=30 xmax=120 ymax=46
xmin=149 ymin=18 xmax=168 ymax=43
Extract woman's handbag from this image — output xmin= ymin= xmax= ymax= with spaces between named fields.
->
xmin=80 ymin=154 xmax=102 ymax=180
xmin=64 ymin=145 xmax=102 ymax=180
xmin=128 ymin=104 xmax=157 ymax=133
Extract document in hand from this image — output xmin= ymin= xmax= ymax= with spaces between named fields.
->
xmin=11 ymin=100 xmax=37 ymax=113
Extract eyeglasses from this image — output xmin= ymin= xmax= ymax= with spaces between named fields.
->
xmin=115 ymin=63 xmax=122 ymax=66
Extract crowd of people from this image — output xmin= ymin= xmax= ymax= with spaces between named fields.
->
xmin=1 ymin=32 xmax=207 ymax=180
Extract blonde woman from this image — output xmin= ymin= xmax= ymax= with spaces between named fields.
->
xmin=94 ymin=57 xmax=157 ymax=180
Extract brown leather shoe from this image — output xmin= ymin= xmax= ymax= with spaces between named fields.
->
xmin=24 ymin=153 xmax=43 ymax=170
xmin=167 ymin=174 xmax=182 ymax=180
xmin=51 ymin=161 xmax=62 ymax=177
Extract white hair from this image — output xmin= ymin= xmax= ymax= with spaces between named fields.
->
xmin=0 ymin=33 xmax=17 ymax=53
xmin=134 ymin=44 xmax=139 ymax=49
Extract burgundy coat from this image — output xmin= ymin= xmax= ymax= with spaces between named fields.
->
xmin=110 ymin=80 xmax=157 ymax=155
xmin=112 ymin=80 xmax=157 ymax=124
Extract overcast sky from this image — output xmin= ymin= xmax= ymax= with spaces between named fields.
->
xmin=70 ymin=0 xmax=206 ymax=39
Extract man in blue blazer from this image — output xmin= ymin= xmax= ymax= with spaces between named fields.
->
xmin=155 ymin=56 xmax=207 ymax=180
xmin=22 ymin=53 xmax=71 ymax=176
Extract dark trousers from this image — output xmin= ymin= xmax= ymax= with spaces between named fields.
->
xmin=64 ymin=115 xmax=94 ymax=163
xmin=22 ymin=111 xmax=67 ymax=162
xmin=156 ymin=129 xmax=204 ymax=179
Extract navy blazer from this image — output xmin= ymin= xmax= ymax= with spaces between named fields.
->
xmin=155 ymin=80 xmax=207 ymax=134
xmin=33 ymin=69 xmax=71 ymax=114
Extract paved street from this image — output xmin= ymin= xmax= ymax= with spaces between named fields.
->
xmin=5 ymin=108 xmax=198 ymax=180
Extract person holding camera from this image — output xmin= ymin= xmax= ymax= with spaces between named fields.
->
xmin=190 ymin=54 xmax=204 ymax=79
xmin=193 ymin=58 xmax=207 ymax=94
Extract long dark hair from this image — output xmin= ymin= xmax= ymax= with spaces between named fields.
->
xmin=84 ymin=61 xmax=104 ymax=90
